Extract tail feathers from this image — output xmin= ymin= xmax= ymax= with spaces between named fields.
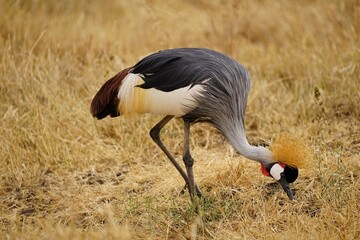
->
xmin=90 ymin=67 xmax=132 ymax=119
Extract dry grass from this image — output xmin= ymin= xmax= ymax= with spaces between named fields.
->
xmin=1 ymin=0 xmax=359 ymax=239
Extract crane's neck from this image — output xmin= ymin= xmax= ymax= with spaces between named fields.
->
xmin=233 ymin=141 xmax=274 ymax=164
xmin=222 ymin=124 xmax=275 ymax=165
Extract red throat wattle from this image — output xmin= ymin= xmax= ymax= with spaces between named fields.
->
xmin=261 ymin=164 xmax=270 ymax=176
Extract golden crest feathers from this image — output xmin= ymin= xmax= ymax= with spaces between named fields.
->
xmin=270 ymin=133 xmax=313 ymax=169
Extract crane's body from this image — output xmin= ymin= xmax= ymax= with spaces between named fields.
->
xmin=91 ymin=48 xmax=299 ymax=199
xmin=117 ymin=72 xmax=203 ymax=116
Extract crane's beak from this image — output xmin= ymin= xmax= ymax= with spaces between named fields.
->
xmin=277 ymin=172 xmax=293 ymax=200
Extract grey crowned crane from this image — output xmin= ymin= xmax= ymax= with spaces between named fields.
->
xmin=90 ymin=48 xmax=307 ymax=200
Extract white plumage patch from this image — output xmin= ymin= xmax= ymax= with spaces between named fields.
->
xmin=270 ymin=163 xmax=285 ymax=181
xmin=118 ymin=73 xmax=203 ymax=116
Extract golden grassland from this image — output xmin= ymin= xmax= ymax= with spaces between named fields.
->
xmin=0 ymin=0 xmax=359 ymax=239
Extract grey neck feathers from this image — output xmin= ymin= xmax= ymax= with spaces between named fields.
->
xmin=233 ymin=141 xmax=274 ymax=164
xmin=223 ymin=125 xmax=275 ymax=164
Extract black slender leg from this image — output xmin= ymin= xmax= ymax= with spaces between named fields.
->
xmin=150 ymin=116 xmax=191 ymax=189
xmin=180 ymin=184 xmax=202 ymax=197
xmin=183 ymin=120 xmax=202 ymax=199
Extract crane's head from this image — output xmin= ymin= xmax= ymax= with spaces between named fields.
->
xmin=261 ymin=162 xmax=298 ymax=199
xmin=261 ymin=134 xmax=312 ymax=200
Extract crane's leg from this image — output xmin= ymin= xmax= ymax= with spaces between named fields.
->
xmin=183 ymin=120 xmax=202 ymax=198
xmin=150 ymin=115 xmax=191 ymax=189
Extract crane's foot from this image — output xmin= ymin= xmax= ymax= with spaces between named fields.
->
xmin=180 ymin=183 xmax=202 ymax=198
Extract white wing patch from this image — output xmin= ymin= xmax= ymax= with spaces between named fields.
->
xmin=118 ymin=73 xmax=204 ymax=116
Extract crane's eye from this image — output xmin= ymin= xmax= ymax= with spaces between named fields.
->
xmin=283 ymin=165 xmax=298 ymax=183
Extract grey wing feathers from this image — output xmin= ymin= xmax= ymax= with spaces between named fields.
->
xmin=132 ymin=48 xmax=251 ymax=128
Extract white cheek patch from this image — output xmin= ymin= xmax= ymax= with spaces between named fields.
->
xmin=270 ymin=164 xmax=285 ymax=181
